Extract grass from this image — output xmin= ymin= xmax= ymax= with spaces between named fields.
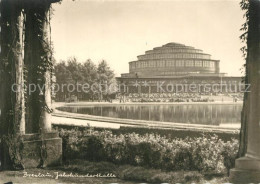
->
xmin=0 ymin=160 xmax=229 ymax=184
xmin=0 ymin=167 xmax=134 ymax=184
xmin=53 ymin=159 xmax=228 ymax=183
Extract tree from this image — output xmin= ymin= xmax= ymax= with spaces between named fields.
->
xmin=97 ymin=60 xmax=115 ymax=101
xmin=66 ymin=57 xmax=84 ymax=100
xmin=81 ymin=59 xmax=98 ymax=100
xmin=54 ymin=61 xmax=73 ymax=101
xmin=53 ymin=58 xmax=116 ymax=102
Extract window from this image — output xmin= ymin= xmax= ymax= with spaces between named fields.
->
xmin=166 ymin=61 xmax=174 ymax=66
xmin=203 ymin=61 xmax=209 ymax=67
xmin=195 ymin=60 xmax=202 ymax=67
xmin=176 ymin=60 xmax=184 ymax=67
xmin=158 ymin=60 xmax=165 ymax=67
xmin=186 ymin=60 xmax=194 ymax=67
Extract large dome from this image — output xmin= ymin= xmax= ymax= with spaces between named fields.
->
xmin=122 ymin=42 xmax=220 ymax=78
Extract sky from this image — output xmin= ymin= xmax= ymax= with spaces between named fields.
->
xmin=51 ymin=0 xmax=245 ymax=77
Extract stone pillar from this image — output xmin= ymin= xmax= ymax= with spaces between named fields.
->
xmin=230 ymin=0 xmax=260 ymax=183
xmin=0 ymin=0 xmax=25 ymax=135
xmin=38 ymin=4 xmax=52 ymax=133
xmin=22 ymin=0 xmax=62 ymax=168
xmin=215 ymin=61 xmax=220 ymax=74
xmin=24 ymin=5 xmax=41 ymax=133
xmin=24 ymin=1 xmax=52 ymax=133
xmin=17 ymin=9 xmax=26 ymax=134
xmin=148 ymin=86 xmax=151 ymax=97
xmin=0 ymin=0 xmax=26 ymax=170
xmin=138 ymin=84 xmax=141 ymax=94
xmin=0 ymin=0 xmax=62 ymax=169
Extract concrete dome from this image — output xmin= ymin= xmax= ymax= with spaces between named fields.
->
xmin=123 ymin=42 xmax=220 ymax=78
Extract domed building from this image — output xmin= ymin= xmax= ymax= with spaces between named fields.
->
xmin=117 ymin=42 xmax=242 ymax=95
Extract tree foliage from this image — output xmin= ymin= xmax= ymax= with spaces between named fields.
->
xmin=54 ymin=58 xmax=115 ymax=102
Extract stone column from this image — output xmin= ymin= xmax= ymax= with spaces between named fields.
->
xmin=0 ymin=0 xmax=25 ymax=170
xmin=138 ymin=84 xmax=141 ymax=94
xmin=148 ymin=86 xmax=151 ymax=97
xmin=16 ymin=9 xmax=26 ymax=134
xmin=21 ymin=1 xmax=62 ymax=169
xmin=38 ymin=5 xmax=52 ymax=133
xmin=215 ymin=61 xmax=220 ymax=74
xmin=0 ymin=0 xmax=25 ymax=135
xmin=230 ymin=0 xmax=260 ymax=183
xmin=0 ymin=0 xmax=62 ymax=170
xmin=24 ymin=1 xmax=52 ymax=133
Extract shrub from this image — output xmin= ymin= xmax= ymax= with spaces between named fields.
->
xmin=58 ymin=128 xmax=239 ymax=174
xmin=84 ymin=135 xmax=105 ymax=161
xmin=221 ymin=138 xmax=239 ymax=175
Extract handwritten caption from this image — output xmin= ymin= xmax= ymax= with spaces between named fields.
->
xmin=23 ymin=172 xmax=116 ymax=180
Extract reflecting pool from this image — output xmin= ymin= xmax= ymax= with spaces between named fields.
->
xmin=58 ymin=104 xmax=242 ymax=126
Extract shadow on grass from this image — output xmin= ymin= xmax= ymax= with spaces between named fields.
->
xmin=48 ymin=159 xmax=222 ymax=183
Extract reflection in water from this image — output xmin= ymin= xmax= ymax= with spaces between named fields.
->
xmin=59 ymin=104 xmax=242 ymax=125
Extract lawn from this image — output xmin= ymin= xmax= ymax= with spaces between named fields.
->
xmin=0 ymin=160 xmax=229 ymax=184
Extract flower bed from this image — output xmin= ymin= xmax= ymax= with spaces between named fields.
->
xmin=58 ymin=128 xmax=238 ymax=174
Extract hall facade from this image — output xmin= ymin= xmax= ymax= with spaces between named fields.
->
xmin=117 ymin=43 xmax=243 ymax=96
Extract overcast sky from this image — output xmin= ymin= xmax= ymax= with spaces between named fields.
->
xmin=51 ymin=0 xmax=245 ymax=77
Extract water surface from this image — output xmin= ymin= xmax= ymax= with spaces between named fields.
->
xmin=58 ymin=104 xmax=242 ymax=126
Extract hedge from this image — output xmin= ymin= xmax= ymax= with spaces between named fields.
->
xmin=57 ymin=128 xmax=238 ymax=174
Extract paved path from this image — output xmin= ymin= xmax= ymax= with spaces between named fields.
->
xmin=52 ymin=115 xmax=125 ymax=129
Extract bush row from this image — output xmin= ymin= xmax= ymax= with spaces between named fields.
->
xmin=58 ymin=128 xmax=238 ymax=174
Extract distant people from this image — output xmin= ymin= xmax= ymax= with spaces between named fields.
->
xmin=234 ymin=97 xmax=238 ymax=102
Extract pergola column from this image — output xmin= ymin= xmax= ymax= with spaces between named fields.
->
xmin=230 ymin=0 xmax=260 ymax=183
xmin=24 ymin=1 xmax=52 ymax=133
xmin=0 ymin=0 xmax=62 ymax=169
xmin=0 ymin=0 xmax=25 ymax=135
xmin=38 ymin=4 xmax=52 ymax=133
xmin=0 ymin=0 xmax=26 ymax=170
